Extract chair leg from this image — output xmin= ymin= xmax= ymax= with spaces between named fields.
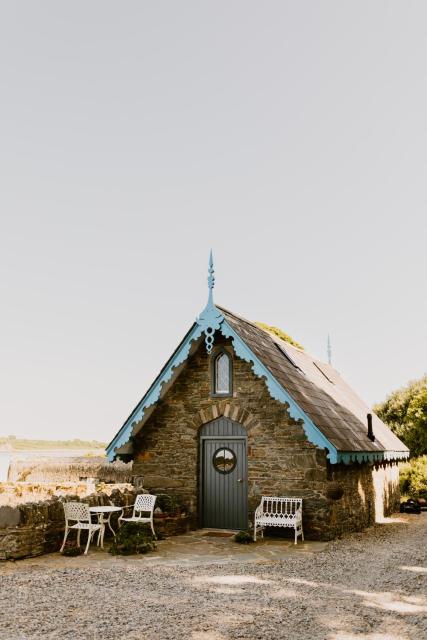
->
xmin=77 ymin=528 xmax=81 ymax=547
xmin=60 ymin=526 xmax=69 ymax=552
xmin=294 ymin=528 xmax=297 ymax=545
xmin=84 ymin=530 xmax=91 ymax=555
xmin=150 ymin=519 xmax=157 ymax=540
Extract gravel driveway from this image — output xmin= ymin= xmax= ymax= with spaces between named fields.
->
xmin=1 ymin=514 xmax=426 ymax=640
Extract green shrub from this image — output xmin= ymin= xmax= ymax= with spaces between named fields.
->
xmin=109 ymin=522 xmax=156 ymax=556
xmin=61 ymin=545 xmax=83 ymax=557
xmin=400 ymin=456 xmax=427 ymax=500
xmin=234 ymin=530 xmax=254 ymax=544
xmin=155 ymin=494 xmax=180 ymax=515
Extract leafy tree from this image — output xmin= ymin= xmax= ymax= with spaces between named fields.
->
xmin=374 ymin=375 xmax=427 ymax=457
xmin=400 ymin=456 xmax=427 ymax=499
xmin=255 ymin=322 xmax=304 ymax=350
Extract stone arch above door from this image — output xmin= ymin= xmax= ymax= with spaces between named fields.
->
xmin=190 ymin=401 xmax=260 ymax=435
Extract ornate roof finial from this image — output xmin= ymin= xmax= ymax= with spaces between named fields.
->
xmin=196 ymin=251 xmax=224 ymax=353
xmin=207 ymin=249 xmax=215 ymax=307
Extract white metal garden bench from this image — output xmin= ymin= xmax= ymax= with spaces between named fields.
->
xmin=60 ymin=502 xmax=104 ymax=555
xmin=118 ymin=494 xmax=157 ymax=539
xmin=253 ymin=496 xmax=304 ymax=544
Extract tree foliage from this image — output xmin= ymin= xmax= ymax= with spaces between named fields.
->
xmin=374 ymin=375 xmax=427 ymax=457
xmin=255 ymin=322 xmax=304 ymax=350
xmin=400 ymin=456 xmax=427 ymax=499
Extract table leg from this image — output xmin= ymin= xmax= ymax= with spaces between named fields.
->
xmin=107 ymin=513 xmax=116 ymax=537
xmin=96 ymin=514 xmax=103 ymax=547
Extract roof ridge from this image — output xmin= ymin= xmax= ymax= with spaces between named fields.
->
xmin=217 ymin=305 xmax=302 ymax=352
xmin=215 ymin=305 xmax=262 ymax=331
xmin=217 ymin=304 xmax=309 ymax=357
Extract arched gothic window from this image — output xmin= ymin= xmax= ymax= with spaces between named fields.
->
xmin=212 ymin=350 xmax=232 ymax=396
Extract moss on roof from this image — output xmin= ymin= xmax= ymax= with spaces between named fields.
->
xmin=254 ymin=322 xmax=304 ymax=350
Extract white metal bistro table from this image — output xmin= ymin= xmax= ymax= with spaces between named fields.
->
xmin=89 ymin=506 xmax=123 ymax=539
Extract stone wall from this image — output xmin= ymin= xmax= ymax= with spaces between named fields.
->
xmin=326 ymin=461 xmax=400 ymax=538
xmin=0 ymin=488 xmax=193 ymax=561
xmin=0 ymin=489 xmax=136 ymax=560
xmin=133 ymin=336 xmax=401 ymax=540
xmin=153 ymin=515 xmax=192 ymax=538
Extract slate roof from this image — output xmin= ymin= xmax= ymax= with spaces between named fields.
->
xmin=218 ymin=306 xmax=408 ymax=455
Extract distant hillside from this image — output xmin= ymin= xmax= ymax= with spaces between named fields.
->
xmin=0 ymin=436 xmax=106 ymax=451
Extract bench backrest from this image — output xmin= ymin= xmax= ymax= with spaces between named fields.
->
xmin=260 ymin=496 xmax=302 ymax=517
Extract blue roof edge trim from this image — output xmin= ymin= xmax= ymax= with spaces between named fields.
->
xmin=220 ymin=319 xmax=339 ymax=464
xmin=106 ymin=323 xmax=203 ymax=461
xmin=337 ymin=450 xmax=409 ymax=465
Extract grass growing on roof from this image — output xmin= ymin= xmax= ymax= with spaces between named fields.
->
xmin=255 ymin=322 xmax=304 ymax=350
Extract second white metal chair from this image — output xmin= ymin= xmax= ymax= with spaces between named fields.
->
xmin=118 ymin=494 xmax=157 ymax=538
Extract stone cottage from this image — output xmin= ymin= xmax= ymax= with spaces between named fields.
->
xmin=106 ymin=256 xmax=409 ymax=540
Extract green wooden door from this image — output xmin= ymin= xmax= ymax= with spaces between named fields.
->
xmin=201 ymin=418 xmax=247 ymax=530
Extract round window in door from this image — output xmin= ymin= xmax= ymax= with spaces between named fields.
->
xmin=212 ymin=447 xmax=237 ymax=474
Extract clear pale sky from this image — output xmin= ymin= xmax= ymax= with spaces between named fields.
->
xmin=1 ymin=2 xmax=426 ymax=442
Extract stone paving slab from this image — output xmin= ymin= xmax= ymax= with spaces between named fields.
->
xmin=0 ymin=528 xmax=327 ymax=572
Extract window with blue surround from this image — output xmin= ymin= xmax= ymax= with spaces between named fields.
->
xmin=212 ymin=348 xmax=232 ymax=396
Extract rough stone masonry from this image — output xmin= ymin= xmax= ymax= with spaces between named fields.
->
xmin=132 ymin=336 xmax=400 ymax=539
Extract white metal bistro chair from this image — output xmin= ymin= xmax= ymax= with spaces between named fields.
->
xmin=118 ymin=494 xmax=157 ymax=538
xmin=60 ymin=502 xmax=104 ymax=555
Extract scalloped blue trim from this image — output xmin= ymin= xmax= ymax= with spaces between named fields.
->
xmin=337 ymin=450 xmax=409 ymax=465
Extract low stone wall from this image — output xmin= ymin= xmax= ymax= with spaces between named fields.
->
xmin=153 ymin=514 xmax=192 ymax=538
xmin=0 ymin=489 xmax=136 ymax=561
xmin=0 ymin=488 xmax=193 ymax=561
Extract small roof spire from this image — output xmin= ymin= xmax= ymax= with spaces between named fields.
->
xmin=207 ymin=249 xmax=215 ymax=306
xmin=196 ymin=251 xmax=224 ymax=353
xmin=327 ymin=333 xmax=332 ymax=366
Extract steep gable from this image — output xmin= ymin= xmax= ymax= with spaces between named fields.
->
xmin=106 ymin=301 xmax=408 ymax=464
